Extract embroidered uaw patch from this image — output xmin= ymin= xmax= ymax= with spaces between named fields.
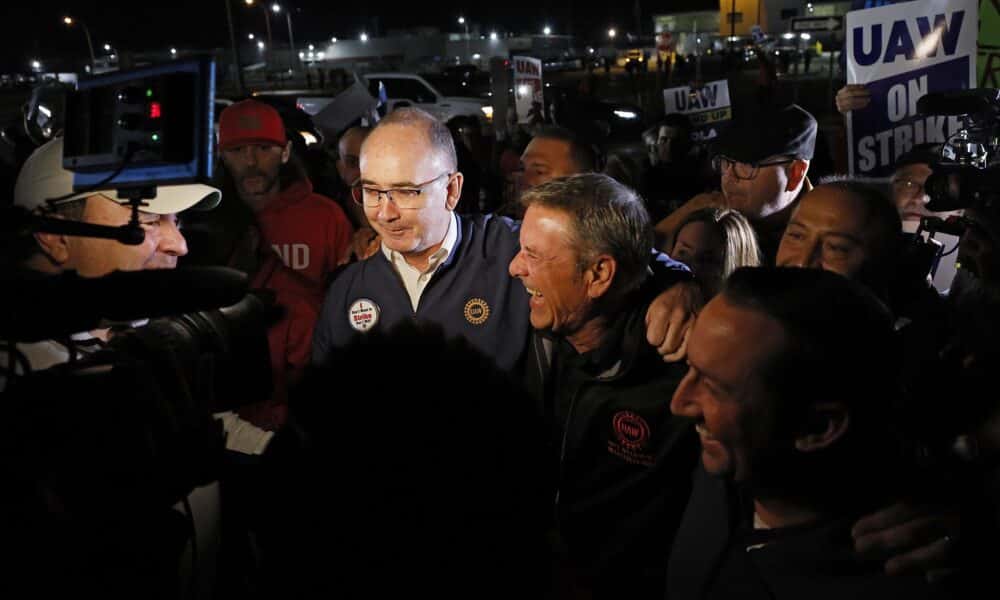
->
xmin=608 ymin=411 xmax=655 ymax=467
xmin=348 ymin=298 xmax=380 ymax=332
xmin=463 ymin=298 xmax=490 ymax=325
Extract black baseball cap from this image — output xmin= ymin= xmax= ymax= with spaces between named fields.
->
xmin=894 ymin=143 xmax=943 ymax=170
xmin=713 ymin=104 xmax=817 ymax=164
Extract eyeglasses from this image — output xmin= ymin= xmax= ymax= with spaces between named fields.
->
xmin=891 ymin=178 xmax=925 ymax=199
xmin=712 ymin=156 xmax=794 ymax=180
xmin=351 ymin=172 xmax=453 ymax=210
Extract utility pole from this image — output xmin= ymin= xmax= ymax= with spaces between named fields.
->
xmin=224 ymin=0 xmax=245 ymax=93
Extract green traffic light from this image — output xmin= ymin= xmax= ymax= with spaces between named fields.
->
xmin=146 ymin=88 xmax=153 ymax=98
xmin=151 ymin=133 xmax=160 ymax=142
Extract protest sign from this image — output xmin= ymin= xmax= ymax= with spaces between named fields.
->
xmin=846 ymin=0 xmax=978 ymax=176
xmin=662 ymin=79 xmax=732 ymax=141
xmin=512 ymin=56 xmax=544 ymax=125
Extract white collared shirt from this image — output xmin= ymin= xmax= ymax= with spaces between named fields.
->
xmin=381 ymin=213 xmax=458 ymax=311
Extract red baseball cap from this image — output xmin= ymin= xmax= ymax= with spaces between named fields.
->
xmin=218 ymin=99 xmax=287 ymax=150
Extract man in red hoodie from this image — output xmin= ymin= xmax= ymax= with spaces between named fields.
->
xmin=218 ymin=99 xmax=353 ymax=295
xmin=216 ymin=100 xmax=354 ymax=428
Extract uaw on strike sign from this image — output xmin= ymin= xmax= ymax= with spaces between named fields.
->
xmin=847 ymin=0 xmax=977 ymax=177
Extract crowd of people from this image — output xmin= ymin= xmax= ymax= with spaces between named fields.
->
xmin=2 ymin=61 xmax=999 ymax=599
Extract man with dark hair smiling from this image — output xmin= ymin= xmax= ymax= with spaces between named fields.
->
xmin=776 ymin=179 xmax=901 ymax=299
xmin=668 ymin=267 xmax=957 ymax=599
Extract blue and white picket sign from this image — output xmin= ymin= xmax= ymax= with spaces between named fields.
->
xmin=847 ymin=0 xmax=978 ymax=176
xmin=662 ymin=79 xmax=732 ymax=142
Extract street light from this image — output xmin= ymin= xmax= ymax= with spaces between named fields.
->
xmin=331 ymin=37 xmax=337 ymax=43
xmin=308 ymin=44 xmax=314 ymax=51
xmin=360 ymin=32 xmax=368 ymax=42
xmin=489 ymin=31 xmax=498 ymax=41
xmin=243 ymin=0 xmax=274 ymax=63
xmin=30 ymin=60 xmax=41 ymax=71
xmin=543 ymin=25 xmax=552 ymax=35
xmin=608 ymin=28 xmax=616 ymax=39
xmin=62 ymin=16 xmax=97 ymax=68
xmin=458 ymin=16 xmax=471 ymax=63
xmin=258 ymin=41 xmax=266 ymax=50
xmin=170 ymin=47 xmax=178 ymax=57
xmin=271 ymin=3 xmax=298 ymax=67
xmin=248 ymin=33 xmax=255 ymax=40
xmin=103 ymin=43 xmax=112 ymax=52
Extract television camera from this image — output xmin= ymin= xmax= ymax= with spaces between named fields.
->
xmin=1 ymin=58 xmax=275 ymax=596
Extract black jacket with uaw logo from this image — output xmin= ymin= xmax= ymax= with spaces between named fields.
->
xmin=525 ymin=291 xmax=700 ymax=600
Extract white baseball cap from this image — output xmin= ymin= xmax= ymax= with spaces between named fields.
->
xmin=13 ymin=137 xmax=221 ymax=215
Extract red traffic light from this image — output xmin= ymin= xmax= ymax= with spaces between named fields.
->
xmin=149 ymin=102 xmax=162 ymax=119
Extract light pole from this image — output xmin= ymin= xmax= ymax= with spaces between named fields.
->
xmin=62 ymin=16 xmax=96 ymax=69
xmin=245 ymin=0 xmax=274 ymax=64
xmin=730 ymin=0 xmax=736 ymax=55
xmin=272 ymin=4 xmax=298 ymax=69
xmin=223 ymin=0 xmax=246 ymax=93
xmin=264 ymin=6 xmax=274 ymax=55
xmin=458 ymin=16 xmax=471 ymax=64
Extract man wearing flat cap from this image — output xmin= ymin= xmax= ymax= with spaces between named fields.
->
xmin=656 ymin=104 xmax=817 ymax=263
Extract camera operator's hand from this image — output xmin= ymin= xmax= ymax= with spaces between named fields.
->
xmin=836 ymin=84 xmax=872 ymax=114
xmin=852 ymin=501 xmax=961 ymax=583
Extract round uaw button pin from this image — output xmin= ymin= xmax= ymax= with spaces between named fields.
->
xmin=464 ymin=297 xmax=490 ymax=325
xmin=348 ymin=298 xmax=380 ymax=332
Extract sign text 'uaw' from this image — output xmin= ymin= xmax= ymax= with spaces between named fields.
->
xmin=846 ymin=0 xmax=977 ymax=177
xmin=662 ymin=79 xmax=733 ymax=142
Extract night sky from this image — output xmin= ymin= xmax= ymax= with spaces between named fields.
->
xmin=1 ymin=1 xmax=702 ymax=71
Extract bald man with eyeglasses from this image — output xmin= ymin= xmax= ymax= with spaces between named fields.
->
xmin=312 ymin=107 xmax=701 ymax=376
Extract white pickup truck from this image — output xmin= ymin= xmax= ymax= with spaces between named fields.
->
xmin=363 ymin=72 xmax=493 ymax=130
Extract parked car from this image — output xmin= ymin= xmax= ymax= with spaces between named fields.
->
xmin=362 ymin=72 xmax=493 ymax=131
xmin=423 ymin=69 xmax=492 ymax=100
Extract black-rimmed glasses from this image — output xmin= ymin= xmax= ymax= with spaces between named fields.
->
xmin=351 ymin=172 xmax=454 ymax=210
